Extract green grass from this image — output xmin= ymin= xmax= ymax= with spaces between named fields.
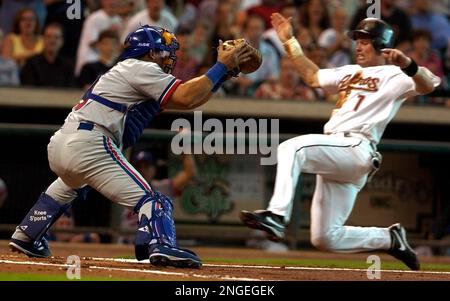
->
xmin=204 ymin=257 xmax=450 ymax=272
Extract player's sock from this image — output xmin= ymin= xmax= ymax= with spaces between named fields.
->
xmin=11 ymin=227 xmax=31 ymax=243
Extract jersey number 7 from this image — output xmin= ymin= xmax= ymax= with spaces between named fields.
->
xmin=354 ymin=95 xmax=365 ymax=111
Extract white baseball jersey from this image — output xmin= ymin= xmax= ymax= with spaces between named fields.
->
xmin=267 ymin=63 xmax=441 ymax=254
xmin=317 ymin=65 xmax=441 ymax=144
xmin=66 ymin=59 xmax=181 ymax=147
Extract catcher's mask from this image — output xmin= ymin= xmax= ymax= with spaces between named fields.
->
xmin=119 ymin=25 xmax=179 ymax=74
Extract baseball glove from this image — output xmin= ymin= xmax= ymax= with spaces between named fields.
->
xmin=223 ymin=38 xmax=262 ymax=74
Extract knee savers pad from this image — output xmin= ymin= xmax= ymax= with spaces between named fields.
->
xmin=135 ymin=191 xmax=177 ymax=249
xmin=18 ymin=193 xmax=71 ymax=241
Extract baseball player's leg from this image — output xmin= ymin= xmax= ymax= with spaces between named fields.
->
xmin=74 ymin=134 xmax=200 ymax=267
xmin=309 ymin=175 xmax=420 ymax=270
xmin=309 ymin=175 xmax=391 ymax=252
xmin=241 ymin=134 xmax=370 ymax=240
xmin=267 ymin=134 xmax=370 ymax=221
xmin=10 ymin=178 xmax=78 ymax=257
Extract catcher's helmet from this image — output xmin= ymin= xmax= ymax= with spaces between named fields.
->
xmin=347 ymin=18 xmax=394 ymax=52
xmin=119 ymin=25 xmax=179 ymax=73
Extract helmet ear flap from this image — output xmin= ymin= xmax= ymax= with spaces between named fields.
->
xmin=372 ymin=38 xmax=382 ymax=53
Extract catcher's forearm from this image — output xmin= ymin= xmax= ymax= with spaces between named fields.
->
xmin=166 ymin=76 xmax=214 ymax=110
xmin=283 ymin=38 xmax=321 ymax=88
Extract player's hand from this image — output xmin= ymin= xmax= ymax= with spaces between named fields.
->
xmin=217 ymin=39 xmax=251 ymax=70
xmin=381 ymin=48 xmax=411 ymax=69
xmin=271 ymin=13 xmax=293 ymax=43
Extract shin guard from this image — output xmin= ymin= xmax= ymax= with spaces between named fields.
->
xmin=134 ymin=191 xmax=177 ymax=260
xmin=18 ymin=193 xmax=71 ymax=242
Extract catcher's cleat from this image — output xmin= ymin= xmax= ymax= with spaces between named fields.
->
xmin=148 ymin=244 xmax=202 ymax=269
xmin=240 ymin=210 xmax=285 ymax=241
xmin=387 ymin=223 xmax=420 ymax=271
xmin=9 ymin=237 xmax=51 ymax=258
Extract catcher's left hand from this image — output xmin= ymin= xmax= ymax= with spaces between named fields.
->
xmin=222 ymin=39 xmax=263 ymax=74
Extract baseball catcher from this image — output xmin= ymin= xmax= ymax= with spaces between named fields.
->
xmin=9 ymin=25 xmax=257 ymax=268
xmin=240 ymin=14 xmax=441 ymax=270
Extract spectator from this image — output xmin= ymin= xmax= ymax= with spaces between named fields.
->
xmin=254 ymin=57 xmax=316 ymax=101
xmin=75 ymin=0 xmax=122 ymax=76
xmin=0 ymin=0 xmax=46 ymax=35
xmin=116 ymin=0 xmax=139 ymax=35
xmin=118 ymin=151 xmax=197 ymax=244
xmin=187 ymin=21 xmax=210 ymax=65
xmin=350 ymin=0 xmax=412 ymax=50
xmin=446 ymin=40 xmax=450 ymax=88
xmin=172 ymin=31 xmax=200 ymax=82
xmin=304 ymin=44 xmax=328 ymax=100
xmin=234 ymin=14 xmax=280 ymax=96
xmin=246 ymin=0 xmax=282 ymax=30
xmin=196 ymin=0 xmax=220 ymax=28
xmin=407 ymin=29 xmax=446 ymax=105
xmin=122 ymin=0 xmax=178 ymax=42
xmin=263 ymin=3 xmax=300 ymax=56
xmin=78 ymin=29 xmax=120 ymax=88
xmin=407 ymin=29 xmax=445 ymax=81
xmin=45 ymin=0 xmax=86 ymax=63
xmin=176 ymin=0 xmax=202 ymax=31
xmin=210 ymin=0 xmax=241 ymax=47
xmin=318 ymin=7 xmax=351 ymax=68
xmin=306 ymin=44 xmax=329 ymax=68
xmin=0 ymin=29 xmax=20 ymax=86
xmin=1 ymin=8 xmax=43 ymax=67
xmin=21 ymin=23 xmax=75 ymax=87
xmin=296 ymin=26 xmax=314 ymax=50
xmin=205 ymin=0 xmax=242 ymax=66
xmin=409 ymin=0 xmax=450 ymax=51
xmin=299 ymin=0 xmax=330 ymax=44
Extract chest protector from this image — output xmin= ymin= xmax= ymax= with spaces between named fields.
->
xmin=79 ymin=84 xmax=160 ymax=149
xmin=122 ymin=100 xmax=161 ymax=149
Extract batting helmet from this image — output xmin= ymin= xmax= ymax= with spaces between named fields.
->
xmin=119 ymin=25 xmax=179 ymax=73
xmin=347 ymin=18 xmax=395 ymax=52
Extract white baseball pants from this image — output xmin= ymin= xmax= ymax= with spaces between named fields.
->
xmin=45 ymin=122 xmax=151 ymax=208
xmin=268 ymin=134 xmax=391 ymax=252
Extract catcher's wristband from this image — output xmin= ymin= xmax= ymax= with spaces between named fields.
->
xmin=283 ymin=37 xmax=304 ymax=58
xmin=212 ymin=74 xmax=227 ymax=92
xmin=401 ymin=58 xmax=419 ymax=77
xmin=205 ymin=62 xmax=228 ymax=91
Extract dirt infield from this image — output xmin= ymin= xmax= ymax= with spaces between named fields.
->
xmin=1 ymin=241 xmax=450 ymax=281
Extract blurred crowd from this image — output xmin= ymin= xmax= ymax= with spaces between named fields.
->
xmin=0 ymin=0 xmax=449 ymax=105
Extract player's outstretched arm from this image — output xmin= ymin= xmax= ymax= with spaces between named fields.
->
xmin=381 ymin=48 xmax=440 ymax=95
xmin=271 ymin=13 xmax=321 ymax=88
xmin=165 ymin=42 xmax=252 ymax=110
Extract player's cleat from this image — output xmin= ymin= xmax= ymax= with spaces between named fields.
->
xmin=9 ymin=237 xmax=51 ymax=258
xmin=148 ymin=243 xmax=202 ymax=269
xmin=387 ymin=223 xmax=420 ymax=271
xmin=240 ymin=210 xmax=285 ymax=241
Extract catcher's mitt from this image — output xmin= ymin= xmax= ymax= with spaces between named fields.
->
xmin=222 ymin=38 xmax=262 ymax=74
